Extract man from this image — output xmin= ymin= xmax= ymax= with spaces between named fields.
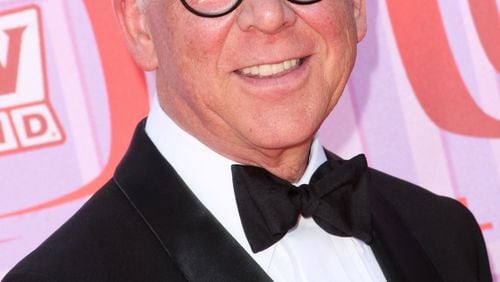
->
xmin=3 ymin=0 xmax=492 ymax=281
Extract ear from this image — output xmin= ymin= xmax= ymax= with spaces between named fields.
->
xmin=352 ymin=0 xmax=367 ymax=42
xmin=113 ymin=0 xmax=158 ymax=71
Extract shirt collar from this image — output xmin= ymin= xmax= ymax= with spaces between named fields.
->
xmin=145 ymin=95 xmax=327 ymax=270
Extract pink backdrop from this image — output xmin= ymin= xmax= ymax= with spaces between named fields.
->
xmin=0 ymin=0 xmax=499 ymax=279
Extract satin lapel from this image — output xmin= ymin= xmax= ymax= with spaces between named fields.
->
xmin=367 ymin=172 xmax=443 ymax=282
xmin=113 ymin=121 xmax=272 ymax=282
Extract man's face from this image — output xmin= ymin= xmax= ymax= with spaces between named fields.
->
xmin=123 ymin=0 xmax=366 ymax=158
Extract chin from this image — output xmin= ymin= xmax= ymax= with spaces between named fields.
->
xmin=243 ymin=123 xmax=318 ymax=151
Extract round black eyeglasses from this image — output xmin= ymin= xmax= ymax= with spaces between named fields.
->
xmin=180 ymin=0 xmax=322 ymax=18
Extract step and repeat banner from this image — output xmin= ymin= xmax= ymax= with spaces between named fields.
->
xmin=0 ymin=0 xmax=499 ymax=279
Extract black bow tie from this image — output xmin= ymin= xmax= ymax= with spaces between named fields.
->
xmin=231 ymin=154 xmax=372 ymax=253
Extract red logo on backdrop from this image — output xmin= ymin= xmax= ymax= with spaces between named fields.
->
xmin=387 ymin=0 xmax=500 ymax=138
xmin=0 ymin=1 xmax=148 ymax=219
xmin=0 ymin=6 xmax=65 ymax=154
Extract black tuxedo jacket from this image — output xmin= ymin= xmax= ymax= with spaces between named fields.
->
xmin=3 ymin=121 xmax=492 ymax=281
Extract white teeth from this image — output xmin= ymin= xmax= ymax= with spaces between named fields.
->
xmin=239 ymin=59 xmax=301 ymax=77
xmin=259 ymin=64 xmax=273 ymax=76
xmin=272 ymin=63 xmax=284 ymax=74
xmin=250 ymin=66 xmax=259 ymax=75
xmin=242 ymin=67 xmax=251 ymax=75
xmin=284 ymin=60 xmax=291 ymax=69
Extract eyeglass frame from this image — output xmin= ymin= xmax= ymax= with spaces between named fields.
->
xmin=179 ymin=0 xmax=322 ymax=18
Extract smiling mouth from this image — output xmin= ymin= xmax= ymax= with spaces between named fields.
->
xmin=236 ymin=58 xmax=305 ymax=78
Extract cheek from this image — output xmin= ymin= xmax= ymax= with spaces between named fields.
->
xmin=149 ymin=2 xmax=234 ymax=74
xmin=175 ymin=14 xmax=235 ymax=66
xmin=172 ymin=18 xmax=236 ymax=90
xmin=294 ymin=0 xmax=353 ymax=34
xmin=297 ymin=0 xmax=357 ymax=59
xmin=152 ymin=15 xmax=237 ymax=104
xmin=299 ymin=4 xmax=357 ymax=113
xmin=302 ymin=3 xmax=357 ymax=79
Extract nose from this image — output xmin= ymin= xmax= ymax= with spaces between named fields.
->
xmin=236 ymin=0 xmax=297 ymax=34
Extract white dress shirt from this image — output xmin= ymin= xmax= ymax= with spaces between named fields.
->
xmin=145 ymin=96 xmax=386 ymax=282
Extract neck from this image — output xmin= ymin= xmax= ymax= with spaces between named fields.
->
xmin=231 ymin=144 xmax=311 ymax=183
xmin=161 ymin=111 xmax=312 ymax=183
xmin=156 ymin=90 xmax=314 ymax=183
xmin=188 ymin=123 xmax=313 ymax=182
